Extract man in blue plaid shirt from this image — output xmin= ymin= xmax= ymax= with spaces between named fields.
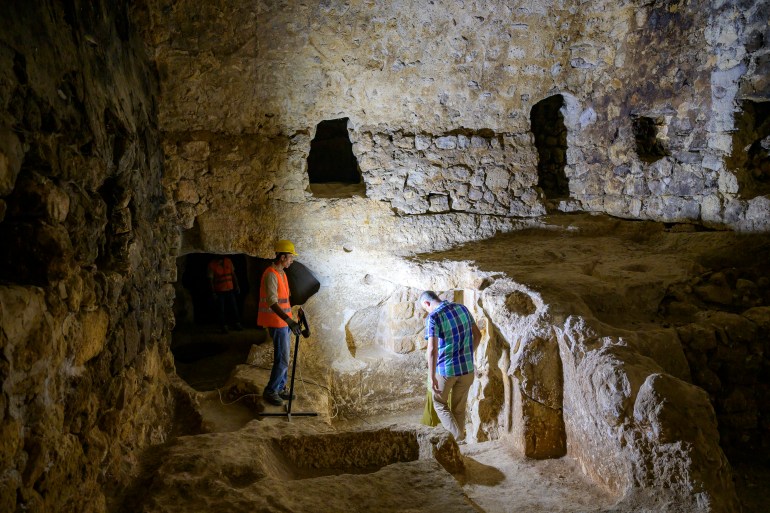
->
xmin=420 ymin=290 xmax=481 ymax=443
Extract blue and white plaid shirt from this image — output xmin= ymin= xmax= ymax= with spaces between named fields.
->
xmin=425 ymin=301 xmax=475 ymax=377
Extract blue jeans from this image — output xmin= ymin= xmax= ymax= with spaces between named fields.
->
xmin=266 ymin=327 xmax=291 ymax=394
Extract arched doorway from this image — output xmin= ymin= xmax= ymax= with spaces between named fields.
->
xmin=530 ymin=95 xmax=569 ymax=199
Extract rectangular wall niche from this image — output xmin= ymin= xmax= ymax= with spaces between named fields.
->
xmin=307 ymin=117 xmax=366 ymax=198
xmin=632 ymin=116 xmax=670 ymax=164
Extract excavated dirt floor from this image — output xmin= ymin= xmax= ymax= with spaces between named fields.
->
xmin=162 ymin=326 xmax=618 ymax=512
xmin=133 ymin=360 xmax=770 ymax=512
xmin=161 ymin=366 xmax=767 ymax=512
xmin=154 ymin=215 xmax=770 ymax=513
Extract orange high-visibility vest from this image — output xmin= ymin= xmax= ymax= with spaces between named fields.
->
xmin=258 ymin=267 xmax=292 ymax=328
xmin=209 ymin=258 xmax=234 ymax=292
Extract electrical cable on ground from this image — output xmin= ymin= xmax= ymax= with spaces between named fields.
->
xmin=213 ymin=362 xmax=369 ymax=425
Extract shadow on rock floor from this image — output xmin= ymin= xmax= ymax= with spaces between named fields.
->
xmin=171 ymin=324 xmax=267 ymax=391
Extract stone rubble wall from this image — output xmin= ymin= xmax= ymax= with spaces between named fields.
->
xmin=137 ymin=0 xmax=770 ymax=237
xmin=706 ymin=0 xmax=770 ymax=229
xmin=0 ymin=2 xmax=180 ymax=512
xmin=567 ymin=0 xmax=716 ymax=222
xmin=161 ymin=131 xmax=307 ymax=231
xmin=355 ymin=127 xmax=544 ymax=215
xmin=559 ymin=0 xmax=769 ymax=230
xmin=162 ymin=126 xmax=546 ymax=222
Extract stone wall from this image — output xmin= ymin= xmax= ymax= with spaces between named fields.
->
xmin=355 ymin=127 xmax=543 ymax=215
xmin=161 ymin=125 xmax=546 ymax=221
xmin=572 ymin=0 xmax=715 ymax=220
xmin=0 ymin=2 xmax=179 ymax=511
xmin=161 ymin=131 xmax=303 ymax=231
xmin=712 ymin=0 xmax=770 ymax=229
xmin=137 ymin=0 xmax=770 ymax=232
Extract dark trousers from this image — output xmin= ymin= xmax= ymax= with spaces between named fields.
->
xmin=214 ymin=290 xmax=240 ymax=326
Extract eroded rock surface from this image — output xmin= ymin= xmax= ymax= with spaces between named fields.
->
xmin=136 ymin=421 xmax=468 ymax=513
xmin=3 ymin=0 xmax=770 ymax=512
xmin=422 ymin=214 xmax=766 ymax=511
xmin=1 ymin=3 xmax=180 ymax=512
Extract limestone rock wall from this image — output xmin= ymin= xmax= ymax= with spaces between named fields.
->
xmin=0 ymin=2 xmax=179 ymax=512
xmin=415 ymin=219 xmax=757 ymax=511
xmin=161 ymin=132 xmax=303 ymax=230
xmin=355 ymin=127 xmax=544 ymax=215
xmin=137 ymin=0 xmax=770 ymax=232
xmin=479 ymin=280 xmax=739 ymax=512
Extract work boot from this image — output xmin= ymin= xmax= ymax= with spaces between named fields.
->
xmin=279 ymin=389 xmax=296 ymax=401
xmin=263 ymin=391 xmax=284 ymax=406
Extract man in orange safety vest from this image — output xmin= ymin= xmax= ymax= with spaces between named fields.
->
xmin=258 ymin=240 xmax=303 ymax=406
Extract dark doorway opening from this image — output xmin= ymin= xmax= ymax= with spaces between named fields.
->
xmin=172 ymin=253 xmax=256 ymax=391
xmin=178 ymin=253 xmax=250 ymax=327
xmin=530 ymin=95 xmax=569 ymax=199
xmin=307 ymin=118 xmax=365 ymax=198
xmin=174 ymin=254 xmax=321 ymax=331
xmin=170 ymin=253 xmax=321 ymax=391
xmin=726 ymin=100 xmax=770 ymax=200
xmin=632 ymin=116 xmax=670 ymax=163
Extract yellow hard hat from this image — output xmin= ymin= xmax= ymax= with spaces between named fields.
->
xmin=275 ymin=239 xmax=298 ymax=256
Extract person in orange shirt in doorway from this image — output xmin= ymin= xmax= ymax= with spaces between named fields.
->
xmin=258 ymin=240 xmax=303 ymax=406
xmin=207 ymin=255 xmax=243 ymax=334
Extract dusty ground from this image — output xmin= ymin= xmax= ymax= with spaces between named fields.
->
xmin=163 ymin=327 xmax=619 ymax=512
xmin=154 ymin=332 xmax=616 ymax=513
xmin=343 ymin=409 xmax=619 ymax=513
